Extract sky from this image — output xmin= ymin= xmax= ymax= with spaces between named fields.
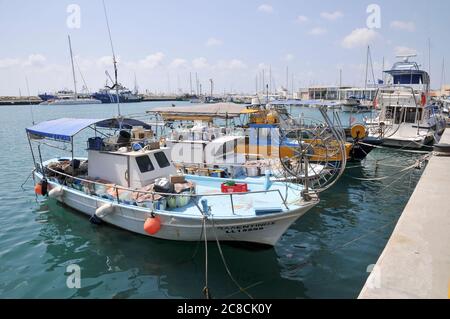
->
xmin=0 ymin=0 xmax=449 ymax=96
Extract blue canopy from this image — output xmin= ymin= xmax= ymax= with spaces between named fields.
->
xmin=26 ymin=117 xmax=152 ymax=142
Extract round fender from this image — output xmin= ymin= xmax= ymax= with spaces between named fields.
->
xmin=95 ymin=203 xmax=115 ymax=219
xmin=48 ymin=186 xmax=64 ymax=199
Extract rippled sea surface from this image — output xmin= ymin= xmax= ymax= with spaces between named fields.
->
xmin=0 ymin=102 xmax=424 ymax=298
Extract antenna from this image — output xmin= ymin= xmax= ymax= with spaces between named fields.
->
xmin=102 ymin=0 xmax=121 ymax=117
xmin=428 ymin=38 xmax=431 ymax=77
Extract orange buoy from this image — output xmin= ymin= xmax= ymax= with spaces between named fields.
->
xmin=143 ymin=215 xmax=161 ymax=235
xmin=34 ymin=183 xmax=42 ymax=196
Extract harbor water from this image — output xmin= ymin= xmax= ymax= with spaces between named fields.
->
xmin=0 ymin=102 xmax=425 ymax=298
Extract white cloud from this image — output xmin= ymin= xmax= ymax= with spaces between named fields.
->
xmin=217 ymin=59 xmax=247 ymax=70
xmin=97 ymin=55 xmax=118 ymax=68
xmin=258 ymin=4 xmax=273 ymax=14
xmin=284 ymin=53 xmax=294 ymax=61
xmin=320 ymin=11 xmax=343 ymax=21
xmin=257 ymin=62 xmax=270 ymax=70
xmin=192 ymin=57 xmax=209 ymax=69
xmin=309 ymin=27 xmax=327 ymax=35
xmin=206 ymin=37 xmax=223 ymax=47
xmin=390 ymin=20 xmax=415 ymax=32
xmin=169 ymin=58 xmax=187 ymax=69
xmin=296 ymin=15 xmax=309 ymax=23
xmin=23 ymin=54 xmax=47 ymax=67
xmin=138 ymin=52 xmax=165 ymax=69
xmin=0 ymin=58 xmax=20 ymax=68
xmin=394 ymin=46 xmax=417 ymax=56
xmin=341 ymin=28 xmax=380 ymax=48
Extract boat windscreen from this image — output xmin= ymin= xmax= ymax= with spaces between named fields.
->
xmin=393 ymin=74 xmax=423 ymax=85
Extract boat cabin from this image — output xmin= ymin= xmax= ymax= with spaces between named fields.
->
xmin=88 ymin=147 xmax=176 ymax=188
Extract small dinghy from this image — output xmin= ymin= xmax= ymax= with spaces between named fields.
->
xmin=25 ymin=117 xmax=345 ymax=246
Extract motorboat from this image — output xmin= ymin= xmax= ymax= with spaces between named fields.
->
xmin=26 ymin=117 xmax=333 ymax=246
xmin=341 ymin=97 xmax=370 ymax=113
xmin=366 ymin=55 xmax=446 ymax=149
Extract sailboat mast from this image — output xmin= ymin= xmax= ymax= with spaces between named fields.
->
xmin=102 ymin=0 xmax=121 ymax=117
xmin=68 ymin=35 xmax=78 ymax=99
xmin=364 ymin=46 xmax=369 ymax=91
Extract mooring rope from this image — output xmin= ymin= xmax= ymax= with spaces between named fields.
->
xmin=211 ymin=218 xmax=254 ymax=299
xmin=202 ymin=216 xmax=210 ymax=299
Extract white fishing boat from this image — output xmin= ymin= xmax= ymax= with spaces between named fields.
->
xmin=366 ymin=55 xmax=446 ymax=149
xmin=25 ymin=116 xmax=346 ymax=246
xmin=147 ymin=103 xmax=350 ymax=181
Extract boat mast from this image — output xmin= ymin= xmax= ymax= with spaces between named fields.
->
xmin=440 ymin=57 xmax=446 ymax=96
xmin=102 ymin=0 xmax=121 ymax=117
xmin=25 ymin=76 xmax=35 ymax=125
xmin=364 ymin=46 xmax=369 ymax=93
xmin=68 ymin=35 xmax=78 ymax=100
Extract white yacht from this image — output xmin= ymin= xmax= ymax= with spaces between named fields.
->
xmin=366 ymin=55 xmax=446 ymax=149
xmin=42 ymin=36 xmax=101 ymax=106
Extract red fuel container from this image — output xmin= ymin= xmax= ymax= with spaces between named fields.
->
xmin=220 ymin=183 xmax=248 ymax=193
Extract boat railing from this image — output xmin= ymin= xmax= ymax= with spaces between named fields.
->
xmin=41 ymin=165 xmax=292 ymax=213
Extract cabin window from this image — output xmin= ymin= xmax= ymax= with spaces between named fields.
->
xmin=136 ymin=155 xmax=155 ymax=173
xmin=393 ymin=74 xmax=423 ymax=85
xmin=154 ymin=151 xmax=170 ymax=168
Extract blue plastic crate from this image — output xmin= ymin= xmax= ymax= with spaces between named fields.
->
xmin=88 ymin=137 xmax=103 ymax=150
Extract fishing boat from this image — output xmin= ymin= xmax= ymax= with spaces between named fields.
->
xmin=25 ymin=117 xmax=335 ymax=246
xmin=147 ymin=102 xmax=372 ymax=169
xmin=366 ymin=55 xmax=446 ymax=149
xmin=91 ymin=84 xmax=142 ymax=104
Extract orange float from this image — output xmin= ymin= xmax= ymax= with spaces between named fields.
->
xmin=144 ymin=215 xmax=161 ymax=235
xmin=34 ymin=183 xmax=42 ymax=195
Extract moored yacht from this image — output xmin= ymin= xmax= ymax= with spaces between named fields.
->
xmin=366 ymin=55 xmax=446 ymax=149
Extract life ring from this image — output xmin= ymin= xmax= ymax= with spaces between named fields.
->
xmin=351 ymin=124 xmax=367 ymax=139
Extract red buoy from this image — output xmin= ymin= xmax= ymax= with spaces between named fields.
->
xmin=34 ymin=183 xmax=42 ymax=196
xmin=144 ymin=215 xmax=161 ymax=235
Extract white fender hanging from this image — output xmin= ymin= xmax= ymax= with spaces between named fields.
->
xmin=48 ymin=186 xmax=64 ymax=199
xmin=95 ymin=203 xmax=115 ymax=219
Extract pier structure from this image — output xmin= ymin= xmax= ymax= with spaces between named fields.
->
xmin=359 ymin=128 xmax=450 ymax=299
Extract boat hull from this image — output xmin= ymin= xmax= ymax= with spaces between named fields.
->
xmin=35 ymin=173 xmax=317 ymax=246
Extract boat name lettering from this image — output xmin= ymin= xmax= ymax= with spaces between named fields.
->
xmin=218 ymin=222 xmax=275 ymax=233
